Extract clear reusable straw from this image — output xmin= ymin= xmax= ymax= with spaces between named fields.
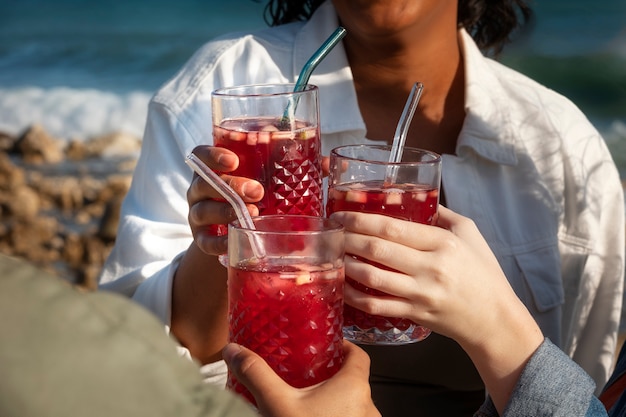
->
xmin=185 ymin=152 xmax=266 ymax=259
xmin=294 ymin=26 xmax=347 ymax=93
xmin=281 ymin=26 xmax=347 ymax=126
xmin=384 ymin=82 xmax=424 ymax=185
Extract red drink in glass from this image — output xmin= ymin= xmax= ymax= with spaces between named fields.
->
xmin=227 ymin=263 xmax=344 ymax=405
xmin=327 ymin=180 xmax=438 ymax=225
xmin=327 ymin=145 xmax=441 ymax=345
xmin=214 ymin=117 xmax=322 ymax=216
xmin=226 ymin=215 xmax=345 ymax=405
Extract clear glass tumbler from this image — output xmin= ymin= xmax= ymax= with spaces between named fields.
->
xmin=326 ymin=144 xmax=441 ymax=345
xmin=211 ymin=84 xmax=323 ymax=238
xmin=226 ymin=215 xmax=345 ymax=405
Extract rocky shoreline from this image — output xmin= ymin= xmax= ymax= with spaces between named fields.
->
xmin=0 ymin=125 xmax=141 ymax=289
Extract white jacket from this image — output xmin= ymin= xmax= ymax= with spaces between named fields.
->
xmin=99 ymin=0 xmax=624 ymax=394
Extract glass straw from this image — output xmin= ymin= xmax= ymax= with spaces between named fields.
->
xmin=185 ymin=153 xmax=265 ymax=259
xmin=281 ymin=26 xmax=347 ymax=127
xmin=294 ymin=26 xmax=347 ymax=93
xmin=384 ymin=82 xmax=424 ymax=185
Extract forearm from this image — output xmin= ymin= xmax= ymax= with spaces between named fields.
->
xmin=171 ymin=242 xmax=229 ymax=365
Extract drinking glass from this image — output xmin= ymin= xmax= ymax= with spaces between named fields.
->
xmin=211 ymin=84 xmax=323 ymax=238
xmin=226 ymin=215 xmax=345 ymax=405
xmin=326 ymin=144 xmax=441 ymax=345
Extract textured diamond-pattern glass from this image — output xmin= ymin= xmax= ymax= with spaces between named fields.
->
xmin=343 ymin=302 xmax=432 ymax=344
xmin=212 ymin=84 xmax=323 ymax=231
xmin=226 ymin=216 xmax=344 ymax=406
xmin=272 ymin=152 xmax=323 ymax=216
xmin=227 ymin=269 xmax=343 ymax=404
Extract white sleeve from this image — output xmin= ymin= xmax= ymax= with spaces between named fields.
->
xmin=199 ymin=359 xmax=229 ymax=387
xmin=175 ymin=335 xmax=228 ymax=387
xmin=98 ymin=99 xmax=199 ymax=322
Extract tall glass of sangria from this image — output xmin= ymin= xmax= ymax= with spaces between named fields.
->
xmin=226 ymin=215 xmax=345 ymax=406
xmin=211 ymin=84 xmax=323 ymax=238
xmin=326 ymin=144 xmax=441 ymax=345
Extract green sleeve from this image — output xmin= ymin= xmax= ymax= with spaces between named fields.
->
xmin=0 ymin=254 xmax=255 ymax=417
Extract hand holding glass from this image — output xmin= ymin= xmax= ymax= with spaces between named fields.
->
xmin=226 ymin=215 xmax=345 ymax=405
xmin=326 ymin=144 xmax=441 ymax=345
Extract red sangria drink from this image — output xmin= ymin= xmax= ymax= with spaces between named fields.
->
xmin=327 ymin=145 xmax=441 ymax=345
xmin=226 ymin=216 xmax=345 ymax=405
xmin=213 ymin=117 xmax=322 ymax=215
xmin=211 ymin=84 xmax=323 ymax=236
xmin=327 ymin=181 xmax=438 ymax=224
xmin=227 ymin=263 xmax=344 ymax=405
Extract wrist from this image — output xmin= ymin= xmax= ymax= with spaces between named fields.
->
xmin=462 ymin=297 xmax=543 ymax=413
xmin=171 ymin=244 xmax=229 ymax=364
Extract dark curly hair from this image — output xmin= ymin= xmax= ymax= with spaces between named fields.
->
xmin=262 ymin=0 xmax=533 ymax=54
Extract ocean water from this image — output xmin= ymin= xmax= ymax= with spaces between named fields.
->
xmin=1 ymin=0 xmax=625 ymax=177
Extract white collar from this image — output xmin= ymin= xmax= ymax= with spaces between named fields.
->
xmin=458 ymin=29 xmax=518 ymax=165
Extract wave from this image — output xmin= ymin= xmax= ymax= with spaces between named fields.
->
xmin=0 ymin=86 xmax=151 ymax=141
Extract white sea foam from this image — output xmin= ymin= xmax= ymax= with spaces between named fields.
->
xmin=0 ymin=86 xmax=151 ymax=141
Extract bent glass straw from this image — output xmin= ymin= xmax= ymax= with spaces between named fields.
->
xmin=385 ymin=82 xmax=424 ymax=184
xmin=294 ymin=26 xmax=347 ymax=93
xmin=185 ymin=153 xmax=265 ymax=259
xmin=281 ymin=26 xmax=347 ymax=126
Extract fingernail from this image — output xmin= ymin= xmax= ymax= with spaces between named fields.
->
xmin=222 ymin=343 xmax=243 ymax=364
xmin=241 ymin=181 xmax=263 ymax=199
xmin=217 ymin=153 xmax=237 ymax=168
xmin=329 ymin=212 xmax=344 ymax=221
